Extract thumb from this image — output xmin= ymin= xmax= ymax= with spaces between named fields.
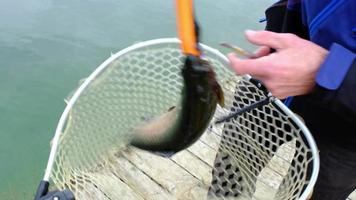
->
xmin=245 ymin=30 xmax=288 ymax=49
xmin=227 ymin=53 xmax=269 ymax=77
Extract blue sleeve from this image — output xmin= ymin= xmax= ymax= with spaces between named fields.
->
xmin=316 ymin=43 xmax=356 ymax=90
xmin=311 ymin=48 xmax=356 ymax=120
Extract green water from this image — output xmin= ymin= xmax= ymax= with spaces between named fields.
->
xmin=0 ymin=0 xmax=273 ymax=199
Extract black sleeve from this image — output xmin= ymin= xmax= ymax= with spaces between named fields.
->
xmin=310 ymin=59 xmax=356 ymax=122
xmin=264 ymin=0 xmax=309 ymax=39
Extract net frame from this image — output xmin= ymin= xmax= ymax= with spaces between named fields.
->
xmin=42 ymin=38 xmax=320 ymax=200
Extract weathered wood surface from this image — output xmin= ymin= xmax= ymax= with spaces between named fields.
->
xmin=76 ymin=117 xmax=356 ymax=200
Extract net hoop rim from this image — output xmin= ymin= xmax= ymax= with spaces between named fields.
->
xmin=44 ymin=38 xmax=319 ymax=200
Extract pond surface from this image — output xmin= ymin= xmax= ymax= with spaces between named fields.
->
xmin=0 ymin=0 xmax=273 ymax=198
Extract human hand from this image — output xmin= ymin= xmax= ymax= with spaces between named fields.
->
xmin=228 ymin=30 xmax=328 ymax=99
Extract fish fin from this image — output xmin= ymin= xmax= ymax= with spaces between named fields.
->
xmin=217 ymin=84 xmax=225 ymax=107
xmin=167 ymin=106 xmax=176 ymax=111
xmin=152 ymin=151 xmax=176 ymax=158
xmin=206 ymin=66 xmax=225 ymax=107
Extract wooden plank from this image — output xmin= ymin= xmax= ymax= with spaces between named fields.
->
xmin=171 ymin=149 xmax=213 ymax=186
xmin=265 ymin=140 xmax=296 ymax=178
xmin=109 ymin=155 xmax=171 ymax=200
xmin=76 ymin=170 xmax=143 ymax=200
xmin=120 ymin=147 xmax=209 ymax=199
xmin=90 ymin=170 xmax=144 ymax=200
xmin=75 ymin=182 xmax=111 ymax=200
xmin=253 ymin=141 xmax=295 ymax=200
xmin=187 ymin=139 xmax=218 ymax=167
xmin=199 ymin=130 xmax=221 ymax=152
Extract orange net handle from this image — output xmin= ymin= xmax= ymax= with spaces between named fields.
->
xmin=175 ymin=0 xmax=200 ymax=56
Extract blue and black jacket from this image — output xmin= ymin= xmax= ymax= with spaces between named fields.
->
xmin=264 ymin=0 xmax=356 ymax=146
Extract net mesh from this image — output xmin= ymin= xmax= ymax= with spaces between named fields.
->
xmin=208 ymin=76 xmax=313 ymax=200
xmin=49 ymin=39 xmax=317 ymax=200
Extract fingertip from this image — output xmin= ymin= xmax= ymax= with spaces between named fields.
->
xmin=244 ymin=29 xmax=264 ymax=46
xmin=227 ymin=54 xmax=248 ymax=75
xmin=245 ymin=30 xmax=285 ymax=49
xmin=244 ymin=30 xmax=258 ymax=44
xmin=227 ymin=53 xmax=242 ymax=65
xmin=245 ymin=29 xmax=257 ymax=37
xmin=227 ymin=52 xmax=237 ymax=60
xmin=226 ymin=53 xmax=238 ymax=66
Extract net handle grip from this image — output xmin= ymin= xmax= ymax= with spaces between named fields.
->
xmin=175 ymin=0 xmax=200 ymax=56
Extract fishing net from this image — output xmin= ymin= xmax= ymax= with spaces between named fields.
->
xmin=48 ymin=38 xmax=319 ymax=200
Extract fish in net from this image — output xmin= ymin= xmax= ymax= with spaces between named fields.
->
xmin=34 ymin=38 xmax=319 ymax=200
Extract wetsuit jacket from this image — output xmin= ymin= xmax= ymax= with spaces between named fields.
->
xmin=264 ymin=0 xmax=356 ymax=147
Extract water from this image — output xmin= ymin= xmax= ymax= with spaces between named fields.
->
xmin=0 ymin=0 xmax=273 ymax=199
